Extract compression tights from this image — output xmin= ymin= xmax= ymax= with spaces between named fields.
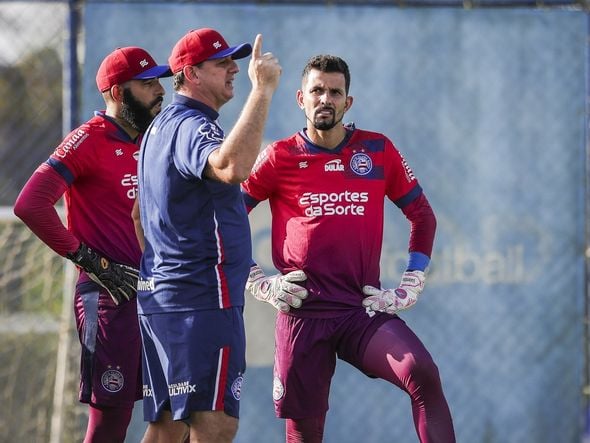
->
xmin=361 ymin=319 xmax=456 ymax=443
xmin=84 ymin=403 xmax=133 ymax=443
xmin=285 ymin=318 xmax=455 ymax=443
xmin=285 ymin=414 xmax=326 ymax=443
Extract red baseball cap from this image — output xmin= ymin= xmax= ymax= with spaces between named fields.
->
xmin=96 ymin=46 xmax=172 ymax=92
xmin=169 ymin=28 xmax=252 ymax=74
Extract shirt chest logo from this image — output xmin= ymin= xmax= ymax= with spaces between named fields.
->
xmin=324 ymin=159 xmax=345 ymax=172
xmin=350 ymin=153 xmax=372 ymax=176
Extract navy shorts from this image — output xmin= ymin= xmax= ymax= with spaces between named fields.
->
xmin=74 ymin=288 xmax=142 ymax=408
xmin=273 ymin=308 xmax=393 ymax=419
xmin=139 ymin=307 xmax=246 ymax=421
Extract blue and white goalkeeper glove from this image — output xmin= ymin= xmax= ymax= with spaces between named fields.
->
xmin=362 ymin=270 xmax=425 ymax=315
xmin=246 ymin=265 xmax=308 ymax=312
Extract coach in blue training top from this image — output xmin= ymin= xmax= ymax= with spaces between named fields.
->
xmin=134 ymin=28 xmax=281 ymax=442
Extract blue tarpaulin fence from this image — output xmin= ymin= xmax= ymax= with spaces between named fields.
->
xmin=0 ymin=1 xmax=588 ymax=442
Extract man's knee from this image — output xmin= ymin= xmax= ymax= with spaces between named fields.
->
xmin=142 ymin=411 xmax=188 ymax=443
xmin=408 ymin=353 xmax=443 ymax=390
xmin=187 ymin=411 xmax=238 ymax=443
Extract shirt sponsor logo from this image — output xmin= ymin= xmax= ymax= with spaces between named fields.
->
xmin=137 ymin=277 xmax=155 ymax=291
xmin=299 ymin=161 xmax=308 ymax=169
xmin=324 ymin=159 xmax=345 ymax=172
xmin=350 ymin=153 xmax=372 ymax=176
xmin=101 ymin=367 xmax=124 ymax=393
xmin=299 ymin=191 xmax=368 ymax=216
xmin=143 ymin=384 xmax=153 ymax=397
xmin=168 ymin=380 xmax=197 ymax=397
xmin=54 ymin=128 xmax=89 ymax=158
xmin=121 ymin=173 xmax=138 ymax=199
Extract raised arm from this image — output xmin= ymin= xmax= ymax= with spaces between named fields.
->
xmin=205 ymin=34 xmax=282 ymax=184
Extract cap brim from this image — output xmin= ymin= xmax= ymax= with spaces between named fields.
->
xmin=133 ymin=65 xmax=173 ymax=80
xmin=209 ymin=43 xmax=252 ymax=61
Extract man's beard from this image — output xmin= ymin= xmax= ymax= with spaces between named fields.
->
xmin=311 ymin=108 xmax=341 ymax=131
xmin=121 ymin=89 xmax=162 ymax=133
xmin=313 ymin=119 xmax=338 ymax=131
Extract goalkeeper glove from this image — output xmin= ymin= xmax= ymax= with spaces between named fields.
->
xmin=67 ymin=243 xmax=139 ymax=305
xmin=362 ymin=270 xmax=425 ymax=315
xmin=246 ymin=264 xmax=308 ymax=312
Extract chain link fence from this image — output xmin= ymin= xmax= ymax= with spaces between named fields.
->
xmin=0 ymin=1 xmax=588 ymax=442
xmin=0 ymin=3 xmax=83 ymax=442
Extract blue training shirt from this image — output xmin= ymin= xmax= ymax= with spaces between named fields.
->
xmin=137 ymin=93 xmax=251 ymax=314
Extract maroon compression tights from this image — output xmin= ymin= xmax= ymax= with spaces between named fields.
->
xmin=84 ymin=404 xmax=133 ymax=443
xmin=360 ymin=319 xmax=455 ymax=443
xmin=286 ymin=414 xmax=326 ymax=443
xmin=285 ymin=319 xmax=455 ymax=443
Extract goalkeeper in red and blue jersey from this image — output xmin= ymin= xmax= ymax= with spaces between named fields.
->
xmin=242 ymin=55 xmax=456 ymax=443
xmin=13 ymin=47 xmax=171 ymax=442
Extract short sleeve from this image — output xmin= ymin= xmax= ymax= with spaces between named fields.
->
xmin=175 ymin=119 xmax=224 ymax=180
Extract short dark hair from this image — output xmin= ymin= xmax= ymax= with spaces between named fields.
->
xmin=302 ymin=55 xmax=350 ymax=94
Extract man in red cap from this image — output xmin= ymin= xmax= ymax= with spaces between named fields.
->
xmin=14 ymin=46 xmax=171 ymax=442
xmin=133 ymin=28 xmax=281 ymax=442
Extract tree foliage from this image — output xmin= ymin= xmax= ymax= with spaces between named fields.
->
xmin=0 ymin=47 xmax=63 ymax=206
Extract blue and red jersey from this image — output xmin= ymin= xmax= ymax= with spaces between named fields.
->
xmin=137 ymin=94 xmax=251 ymax=315
xmin=242 ymin=125 xmax=431 ymax=317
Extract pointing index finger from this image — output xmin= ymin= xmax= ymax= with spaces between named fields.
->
xmin=252 ymin=34 xmax=262 ymax=59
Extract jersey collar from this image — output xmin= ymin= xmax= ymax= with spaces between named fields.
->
xmin=94 ymin=111 xmax=137 ymax=142
xmin=172 ymin=93 xmax=219 ymax=121
xmin=299 ymin=125 xmax=355 ymax=153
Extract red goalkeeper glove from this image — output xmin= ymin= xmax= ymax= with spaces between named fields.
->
xmin=362 ymin=270 xmax=425 ymax=315
xmin=67 ymin=243 xmax=139 ymax=305
xmin=246 ymin=265 xmax=308 ymax=312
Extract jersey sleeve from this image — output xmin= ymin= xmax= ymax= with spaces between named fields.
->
xmin=48 ymin=123 xmax=96 ymax=184
xmin=241 ymin=144 xmax=277 ymax=210
xmin=174 ymin=118 xmax=223 ymax=180
xmin=383 ymin=139 xmax=421 ymax=206
xmin=15 ymin=123 xmax=98 ymax=256
xmin=13 ymin=162 xmax=80 ymax=257
xmin=402 ymin=192 xmax=437 ymax=260
xmin=381 ymin=138 xmax=436 ymax=265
